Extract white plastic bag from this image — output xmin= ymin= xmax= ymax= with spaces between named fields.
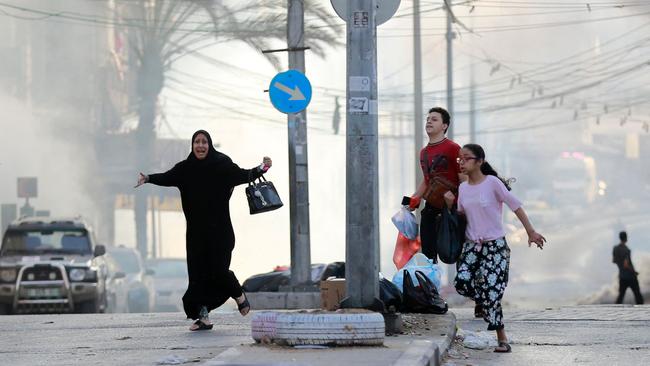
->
xmin=457 ymin=328 xmax=498 ymax=350
xmin=392 ymin=253 xmax=441 ymax=292
xmin=391 ymin=207 xmax=418 ymax=240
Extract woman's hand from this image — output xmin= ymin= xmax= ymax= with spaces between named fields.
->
xmin=134 ymin=172 xmax=148 ymax=188
xmin=528 ymin=231 xmax=546 ymax=250
xmin=443 ymin=191 xmax=456 ymax=208
xmin=262 ymin=156 xmax=272 ymax=170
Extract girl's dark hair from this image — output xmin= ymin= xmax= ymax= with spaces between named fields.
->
xmin=462 ymin=143 xmax=513 ymax=191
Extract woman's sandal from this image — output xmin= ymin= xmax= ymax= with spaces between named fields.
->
xmin=237 ymin=292 xmax=251 ymax=316
xmin=494 ymin=341 xmax=512 ymax=353
xmin=190 ymin=319 xmax=213 ymax=331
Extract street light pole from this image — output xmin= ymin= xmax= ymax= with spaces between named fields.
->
xmin=287 ymin=0 xmax=312 ymax=288
xmin=445 ymin=0 xmax=454 ymax=139
xmin=413 ymin=0 xmax=423 ymax=190
xmin=341 ymin=0 xmax=382 ymax=310
xmin=445 ymin=0 xmax=456 ymax=285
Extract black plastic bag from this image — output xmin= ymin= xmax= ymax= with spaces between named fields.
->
xmin=242 ymin=270 xmax=290 ymax=292
xmin=402 ymin=269 xmax=448 ymax=314
xmin=435 ymin=207 xmax=466 ymax=264
xmin=379 ymin=277 xmax=403 ymax=312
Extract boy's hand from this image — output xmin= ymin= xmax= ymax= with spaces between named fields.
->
xmin=408 ymin=196 xmax=421 ymax=211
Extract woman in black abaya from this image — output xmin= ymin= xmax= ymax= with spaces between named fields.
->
xmin=135 ymin=130 xmax=271 ymax=331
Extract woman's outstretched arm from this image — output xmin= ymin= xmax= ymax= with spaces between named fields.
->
xmin=228 ymin=156 xmax=272 ymax=186
xmin=135 ymin=163 xmax=182 ymax=188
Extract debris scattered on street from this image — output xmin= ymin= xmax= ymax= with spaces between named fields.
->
xmin=156 ymin=354 xmax=187 ymax=365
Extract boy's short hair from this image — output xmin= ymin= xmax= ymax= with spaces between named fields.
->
xmin=428 ymin=107 xmax=450 ymax=132
xmin=619 ymin=231 xmax=627 ymax=242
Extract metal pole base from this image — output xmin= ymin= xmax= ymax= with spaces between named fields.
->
xmin=382 ymin=312 xmax=404 ymax=335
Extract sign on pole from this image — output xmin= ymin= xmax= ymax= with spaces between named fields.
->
xmin=17 ymin=177 xmax=37 ymax=198
xmin=269 ymin=70 xmax=312 ymax=114
xmin=331 ymin=0 xmax=400 ymax=26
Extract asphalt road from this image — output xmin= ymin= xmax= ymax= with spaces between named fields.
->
xmin=0 ymin=312 xmax=249 ymax=366
xmin=499 ymin=199 xmax=650 ymax=307
xmin=443 ymin=305 xmax=650 ymax=366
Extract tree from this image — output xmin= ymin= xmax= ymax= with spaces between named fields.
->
xmin=116 ymin=0 xmax=340 ymax=257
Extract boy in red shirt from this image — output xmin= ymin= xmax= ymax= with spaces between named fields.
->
xmin=409 ymin=107 xmax=463 ymax=263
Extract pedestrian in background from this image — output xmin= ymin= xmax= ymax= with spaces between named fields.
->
xmin=135 ymin=129 xmax=272 ymax=331
xmin=613 ymin=231 xmax=644 ymax=304
xmin=408 ymin=107 xmax=463 ymax=263
xmin=444 ymin=143 xmax=546 ymax=353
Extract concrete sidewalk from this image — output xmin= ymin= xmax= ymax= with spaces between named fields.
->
xmin=0 ymin=310 xmax=456 ymax=366
xmin=201 ymin=312 xmax=457 ymax=366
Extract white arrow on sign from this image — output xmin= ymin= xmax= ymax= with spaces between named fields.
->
xmin=274 ymin=81 xmax=306 ymax=101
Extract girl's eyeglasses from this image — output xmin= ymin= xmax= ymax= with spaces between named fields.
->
xmin=456 ymin=157 xmax=477 ymax=164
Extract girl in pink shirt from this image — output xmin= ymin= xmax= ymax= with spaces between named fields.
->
xmin=444 ymin=144 xmax=546 ymax=353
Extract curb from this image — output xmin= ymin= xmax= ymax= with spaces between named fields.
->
xmin=392 ymin=312 xmax=457 ymax=366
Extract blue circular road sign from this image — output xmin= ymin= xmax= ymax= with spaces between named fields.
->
xmin=269 ymin=70 xmax=312 ymax=114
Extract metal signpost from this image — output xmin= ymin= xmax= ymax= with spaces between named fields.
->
xmin=268 ymin=68 xmax=313 ymax=288
xmin=332 ymin=0 xmax=400 ymax=309
xmin=17 ymin=177 xmax=37 ymax=217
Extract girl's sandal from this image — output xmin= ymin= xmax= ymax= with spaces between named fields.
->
xmin=237 ymin=292 xmax=251 ymax=316
xmin=494 ymin=341 xmax=512 ymax=353
xmin=190 ymin=319 xmax=213 ymax=331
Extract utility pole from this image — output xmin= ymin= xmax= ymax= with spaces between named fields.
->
xmin=287 ymin=0 xmax=312 ymax=288
xmin=445 ymin=0 xmax=456 ymax=285
xmin=341 ymin=0 xmax=382 ymax=310
xmin=469 ymin=15 xmax=476 ymax=143
xmin=445 ymin=0 xmax=454 ymax=139
xmin=150 ymin=196 xmax=157 ymax=258
xmin=413 ymin=0 xmax=423 ymax=190
xmin=470 ymin=61 xmax=476 ymax=143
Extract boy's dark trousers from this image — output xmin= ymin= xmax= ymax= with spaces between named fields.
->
xmin=616 ymin=276 xmax=644 ymax=304
xmin=420 ymin=204 xmax=442 ymax=263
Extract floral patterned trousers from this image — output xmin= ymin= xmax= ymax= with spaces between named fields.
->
xmin=454 ymin=237 xmax=511 ymax=330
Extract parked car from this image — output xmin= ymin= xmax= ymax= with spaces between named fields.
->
xmin=0 ymin=216 xmax=107 ymax=314
xmin=104 ymin=246 xmax=155 ymax=313
xmin=104 ymin=254 xmax=128 ymax=313
xmin=242 ymin=262 xmax=345 ymax=292
xmin=145 ymin=258 xmax=187 ymax=312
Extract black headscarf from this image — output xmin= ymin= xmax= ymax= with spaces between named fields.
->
xmin=187 ymin=129 xmax=219 ymax=164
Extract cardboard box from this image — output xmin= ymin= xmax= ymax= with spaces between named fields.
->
xmin=320 ymin=278 xmax=346 ymax=311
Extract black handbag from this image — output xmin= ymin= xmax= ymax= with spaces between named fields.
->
xmin=402 ymin=269 xmax=448 ymax=314
xmin=245 ymin=174 xmax=283 ymax=215
xmin=435 ymin=206 xmax=466 ymax=264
